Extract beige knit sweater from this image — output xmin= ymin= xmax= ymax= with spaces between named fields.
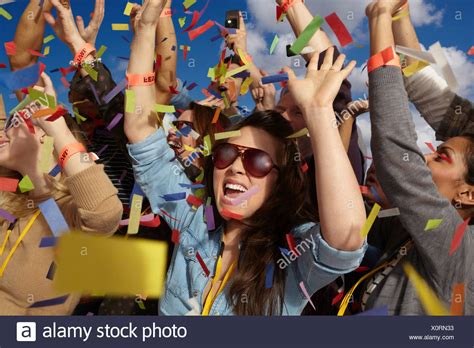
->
xmin=0 ymin=164 xmax=122 ymax=315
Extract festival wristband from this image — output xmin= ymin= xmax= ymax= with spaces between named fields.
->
xmin=367 ymin=46 xmax=400 ymax=73
xmin=392 ymin=1 xmax=409 ymax=21
xmin=160 ymin=8 xmax=172 ymax=17
xmin=281 ymin=0 xmax=304 ymax=13
xmin=73 ymin=43 xmax=96 ymax=66
xmin=58 ymin=142 xmax=87 ymax=169
xmin=126 ymin=72 xmax=156 ymax=86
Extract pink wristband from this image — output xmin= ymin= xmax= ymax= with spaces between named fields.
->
xmin=126 ymin=72 xmax=156 ymax=86
xmin=73 ymin=43 xmax=96 ymax=66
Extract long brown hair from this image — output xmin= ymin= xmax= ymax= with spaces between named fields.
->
xmin=204 ymin=110 xmax=315 ymax=315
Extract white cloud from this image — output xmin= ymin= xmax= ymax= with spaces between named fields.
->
xmin=347 ymin=64 xmax=368 ymax=98
xmin=409 ymin=0 xmax=444 ymax=26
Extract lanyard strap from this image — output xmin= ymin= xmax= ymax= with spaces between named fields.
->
xmin=202 ymin=256 xmax=236 ymax=316
xmin=0 ymin=210 xmax=41 ymax=278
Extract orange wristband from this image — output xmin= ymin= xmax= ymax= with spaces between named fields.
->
xmin=367 ymin=46 xmax=400 ymax=73
xmin=126 ymin=72 xmax=156 ymax=86
xmin=73 ymin=43 xmax=96 ymax=66
xmin=160 ymin=8 xmax=172 ymax=17
xmin=58 ymin=142 xmax=87 ymax=169
xmin=281 ymin=0 xmax=303 ymax=13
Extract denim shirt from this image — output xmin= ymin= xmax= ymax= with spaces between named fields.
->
xmin=127 ymin=128 xmax=367 ymax=315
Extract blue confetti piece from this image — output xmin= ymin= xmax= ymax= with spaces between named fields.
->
xmin=279 ymin=247 xmax=290 ymax=255
xmin=0 ymin=63 xmax=42 ymax=90
xmin=39 ymin=236 xmax=57 ymax=248
xmin=261 ymin=73 xmax=289 ymax=85
xmin=46 ymin=261 xmax=56 ymax=280
xmin=161 ymin=192 xmax=186 ymax=201
xmin=179 ymin=125 xmax=192 ymax=137
xmin=265 ymin=264 xmax=274 ymax=289
xmin=48 ymin=164 xmax=61 ymax=177
xmin=29 ymin=294 xmax=69 ymax=308
xmin=179 ymin=183 xmax=206 ymax=189
xmin=38 ymin=198 xmax=70 ymax=237
xmin=208 ymin=89 xmax=222 ymax=99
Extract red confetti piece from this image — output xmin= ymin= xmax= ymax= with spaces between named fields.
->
xmin=276 ymin=5 xmax=284 ymax=21
xmin=286 ymin=233 xmax=300 ymax=256
xmin=354 ymin=266 xmax=370 ymax=272
xmin=186 ymin=194 xmax=203 ymax=207
xmin=60 ymin=76 xmax=70 ymax=88
xmin=196 ymin=251 xmax=210 ymax=277
xmin=60 ymin=66 xmax=77 ymax=76
xmin=425 ymin=142 xmax=436 ymax=153
xmin=46 ymin=106 xmax=68 ymax=122
xmin=169 ymin=85 xmax=179 ymax=94
xmin=23 ymin=116 xmax=35 ymax=134
xmin=39 ymin=62 xmax=46 ymax=76
xmin=182 ymin=45 xmax=189 ymax=61
xmin=160 ymin=208 xmax=179 ymax=221
xmin=188 ymin=20 xmax=215 ymax=41
xmin=140 ymin=215 xmax=161 ymax=228
xmin=468 ymin=46 xmax=474 ymax=56
xmin=220 ymin=208 xmax=243 ymax=220
xmin=425 ymin=142 xmax=452 ymax=163
xmin=449 ymin=218 xmax=470 ymax=256
xmin=324 ymin=12 xmax=353 ymax=47
xmin=201 ymin=88 xmax=212 ymax=98
xmin=4 ymin=41 xmax=16 ymax=55
xmin=301 ymin=162 xmax=309 ymax=173
xmin=155 ymin=54 xmax=162 ymax=71
xmin=0 ymin=63 xmax=6 ymax=68
xmin=331 ymin=291 xmax=345 ymax=306
xmin=183 ymin=10 xmax=200 ymax=32
xmin=359 ymin=185 xmax=369 ymax=194
xmin=0 ymin=177 xmax=19 ymax=192
xmin=27 ymin=48 xmax=45 ymax=58
xmin=171 ymin=229 xmax=180 ymax=244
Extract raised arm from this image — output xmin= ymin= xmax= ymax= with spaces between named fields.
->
xmin=366 ymin=0 xmax=470 ymax=284
xmin=285 ymin=48 xmax=365 ymax=251
xmin=125 ymin=0 xmax=166 ymax=144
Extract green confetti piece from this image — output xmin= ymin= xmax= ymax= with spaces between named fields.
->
xmin=43 ymin=35 xmax=55 ymax=44
xmin=183 ymin=0 xmax=196 ymax=10
xmin=269 ymin=34 xmax=279 ymax=55
xmin=125 ymin=90 xmax=136 ymax=113
xmin=28 ymin=88 xmax=56 ymax=109
xmin=203 ymin=134 xmax=212 ymax=156
xmin=289 ymin=15 xmax=324 ymax=55
xmin=18 ymin=175 xmax=34 ymax=193
xmin=0 ymin=7 xmax=12 ymax=20
xmin=73 ymin=107 xmax=87 ymax=124
xmin=424 ymin=219 xmax=443 ymax=231
xmin=96 ymin=45 xmax=107 ymax=59
xmin=154 ymin=104 xmax=175 ymax=113
xmin=82 ymin=64 xmax=98 ymax=81
xmin=179 ymin=17 xmax=186 ymax=28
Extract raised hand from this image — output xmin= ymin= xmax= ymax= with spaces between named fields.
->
xmin=366 ymin=0 xmax=407 ymax=18
xmin=44 ymin=0 xmax=85 ymax=51
xmin=251 ymin=69 xmax=276 ymax=111
xmin=224 ymin=11 xmax=247 ymax=53
xmin=284 ymin=47 xmax=356 ymax=109
xmin=75 ymin=0 xmax=105 ymax=47
xmin=135 ymin=0 xmax=166 ymax=29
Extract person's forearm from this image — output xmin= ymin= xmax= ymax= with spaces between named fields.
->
xmin=369 ymin=12 xmax=394 ymax=56
xmin=155 ymin=13 xmax=175 ymax=104
xmin=392 ymin=12 xmax=421 ymax=66
xmin=125 ymin=25 xmax=158 ymax=143
xmin=10 ymin=0 xmax=53 ymax=71
xmin=303 ymin=105 xmax=365 ymax=251
xmin=285 ymin=1 xmax=332 ymax=61
xmin=338 ymin=116 xmax=354 ymax=153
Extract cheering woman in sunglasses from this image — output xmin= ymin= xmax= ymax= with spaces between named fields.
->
xmin=125 ymin=0 xmax=367 ymax=315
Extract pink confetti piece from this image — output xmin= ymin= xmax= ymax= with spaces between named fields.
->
xmin=299 ymin=281 xmax=315 ymax=310
xmin=230 ymin=185 xmax=260 ymax=206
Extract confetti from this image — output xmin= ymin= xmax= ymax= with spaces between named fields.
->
xmin=261 ymin=73 xmax=289 ymax=85
xmin=429 ymin=42 xmax=458 ymax=91
xmin=240 ymin=76 xmax=253 ymax=95
xmin=214 ymin=130 xmax=241 ymax=140
xmin=106 ymin=112 xmax=123 ymax=131
xmin=0 ymin=208 xmax=15 ymax=223
xmin=269 ymin=34 xmax=279 ymax=55
xmin=468 ymin=46 xmax=474 ymax=56
xmin=359 ymin=185 xmax=369 ymax=194
xmin=286 ymin=233 xmax=299 ymax=256
xmin=450 ymin=283 xmax=464 ymax=315
xmin=378 ymin=207 xmax=400 ymax=218
xmin=265 ymin=264 xmax=274 ymax=288
xmin=449 ymin=218 xmax=470 ymax=256
xmin=29 ymin=295 xmax=69 ymax=308
xmin=360 ymin=203 xmax=381 ymax=237
xmin=299 ymin=281 xmax=316 ymax=310
xmin=402 ymin=262 xmax=449 ymax=315
xmin=103 ymin=78 xmax=127 ymax=103
xmin=205 ymin=205 xmax=215 ymax=230
xmin=112 ymin=23 xmax=130 ymax=31
xmin=127 ymin=194 xmax=143 ymax=235
xmin=154 ymin=104 xmax=176 ymax=113
xmin=3 ymin=41 xmax=15 ymax=55
xmin=183 ymin=0 xmax=196 ymax=10
xmin=46 ymin=261 xmax=56 ymax=280
xmin=125 ymin=90 xmax=135 ymax=113
xmin=195 ymin=251 xmax=210 ymax=276
xmin=220 ymin=208 xmax=243 ymax=220
xmin=162 ymin=192 xmax=186 ymax=201
xmin=0 ymin=63 xmax=41 ymax=90
xmin=286 ymin=127 xmax=308 ymax=139
xmin=186 ymin=194 xmax=203 ymax=207
xmin=331 ymin=290 xmax=345 ymax=306
xmin=27 ymin=48 xmax=45 ymax=58
xmin=0 ymin=6 xmax=12 ymax=20
xmin=188 ymin=20 xmax=215 ymax=41
xmin=402 ymin=60 xmax=430 ymax=77
xmin=0 ymin=177 xmax=18 ymax=192
xmin=395 ymin=45 xmax=435 ymax=64
xmin=123 ymin=2 xmax=133 ymax=16
xmin=203 ymin=134 xmax=212 ymax=156
xmin=183 ymin=10 xmax=199 ymax=32
xmin=39 ymin=236 xmax=57 ymax=248
xmin=289 ymin=15 xmax=324 ymax=55
xmin=211 ymin=107 xmax=221 ymax=124
xmin=39 ymin=135 xmax=54 ymax=173
xmin=140 ymin=215 xmax=161 ymax=228
xmin=54 ymin=233 xmax=168 ymax=297
xmin=96 ymin=45 xmax=107 ymax=58
xmin=179 ymin=17 xmax=186 ymax=28
xmin=324 ymin=12 xmax=353 ymax=47
xmin=225 ymin=65 xmax=249 ymax=79
xmin=43 ymin=46 xmax=50 ymax=56
xmin=38 ymin=198 xmax=70 ymax=237
xmin=230 ymin=185 xmax=260 ymax=206
xmin=18 ymin=175 xmax=34 ymax=193
xmin=424 ymin=219 xmax=443 ymax=231
xmin=43 ymin=35 xmax=55 ymax=44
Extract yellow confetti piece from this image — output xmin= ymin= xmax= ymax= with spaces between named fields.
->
xmin=214 ymin=130 xmax=241 ymax=141
xmin=96 ymin=45 xmax=107 ymax=59
xmin=179 ymin=17 xmax=186 ymax=28
xmin=424 ymin=219 xmax=443 ymax=231
xmin=203 ymin=135 xmax=212 ymax=156
xmin=54 ymin=232 xmax=168 ymax=297
xmin=154 ymin=104 xmax=176 ymax=113
xmin=237 ymin=48 xmax=252 ymax=66
xmin=286 ymin=128 xmax=309 ymax=139
xmin=127 ymin=194 xmax=143 ymax=235
xmin=112 ymin=23 xmax=130 ymax=31
xmin=183 ymin=144 xmax=196 ymax=152
xmin=360 ymin=203 xmax=381 ymax=238
xmin=43 ymin=46 xmax=50 ymax=56
xmin=43 ymin=35 xmax=55 ymax=44
xmin=125 ymin=90 xmax=136 ymax=113
xmin=402 ymin=60 xmax=430 ymax=77
xmin=39 ymin=136 xmax=54 ymax=173
xmin=183 ymin=0 xmax=196 ymax=10
xmin=123 ymin=2 xmax=134 ymax=16
xmin=240 ymin=77 xmax=253 ymax=95
xmin=0 ymin=7 xmax=12 ymax=20
xmin=403 ymin=263 xmax=449 ymax=315
xmin=225 ymin=65 xmax=249 ymax=79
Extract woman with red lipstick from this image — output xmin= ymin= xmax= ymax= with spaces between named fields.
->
xmin=125 ymin=0 xmax=367 ymax=315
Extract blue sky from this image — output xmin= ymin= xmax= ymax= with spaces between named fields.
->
xmin=0 ymin=0 xmax=473 ymax=119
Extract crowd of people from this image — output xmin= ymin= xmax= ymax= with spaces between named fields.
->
xmin=0 ymin=0 xmax=472 ymax=316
